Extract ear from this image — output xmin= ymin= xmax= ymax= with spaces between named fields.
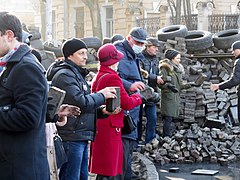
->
xmin=5 ymin=30 xmax=15 ymax=41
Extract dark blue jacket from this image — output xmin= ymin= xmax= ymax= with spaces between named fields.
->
xmin=0 ymin=44 xmax=50 ymax=180
xmin=47 ymin=59 xmax=105 ymax=142
xmin=115 ymin=39 xmax=143 ymax=140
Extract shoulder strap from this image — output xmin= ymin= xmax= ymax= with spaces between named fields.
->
xmin=95 ymin=73 xmax=109 ymax=88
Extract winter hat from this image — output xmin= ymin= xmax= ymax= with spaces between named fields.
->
xmin=164 ymin=49 xmax=179 ymax=60
xmin=231 ymin=41 xmax=240 ymax=50
xmin=111 ymin=34 xmax=124 ymax=43
xmin=97 ymin=43 xmax=124 ymax=66
xmin=129 ymin=27 xmax=147 ymax=43
xmin=62 ymin=38 xmax=87 ymax=58
xmin=145 ymin=37 xmax=161 ymax=47
xmin=22 ymin=30 xmax=32 ymax=45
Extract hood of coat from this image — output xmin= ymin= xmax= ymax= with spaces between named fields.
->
xmin=159 ymin=58 xmax=173 ymax=73
xmin=46 ymin=59 xmax=90 ymax=81
xmin=46 ymin=60 xmax=68 ymax=81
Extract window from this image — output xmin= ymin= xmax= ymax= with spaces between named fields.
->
xmin=105 ymin=6 xmax=113 ymax=37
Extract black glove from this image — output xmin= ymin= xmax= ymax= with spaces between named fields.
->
xmin=138 ymin=86 xmax=160 ymax=103
xmin=148 ymin=92 xmax=160 ymax=103
xmin=189 ymin=82 xmax=201 ymax=87
xmin=166 ymin=83 xmax=178 ymax=93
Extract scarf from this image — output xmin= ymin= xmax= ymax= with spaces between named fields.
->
xmin=0 ymin=44 xmax=21 ymax=67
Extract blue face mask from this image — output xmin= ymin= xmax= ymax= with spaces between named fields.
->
xmin=132 ymin=44 xmax=143 ymax=54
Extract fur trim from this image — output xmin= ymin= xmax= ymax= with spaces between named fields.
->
xmin=159 ymin=59 xmax=173 ymax=73
xmin=140 ymin=68 xmax=149 ymax=78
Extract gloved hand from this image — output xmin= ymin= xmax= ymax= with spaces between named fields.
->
xmin=189 ymin=82 xmax=201 ymax=87
xmin=166 ymin=83 xmax=178 ymax=93
xmin=137 ymin=85 xmax=160 ymax=104
xmin=147 ymin=92 xmax=160 ymax=103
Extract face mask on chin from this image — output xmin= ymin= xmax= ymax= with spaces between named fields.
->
xmin=132 ymin=44 xmax=143 ymax=54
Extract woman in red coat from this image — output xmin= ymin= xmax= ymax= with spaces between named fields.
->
xmin=89 ymin=43 xmax=142 ymax=179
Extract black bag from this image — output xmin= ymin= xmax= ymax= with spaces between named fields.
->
xmin=54 ymin=135 xmax=67 ymax=169
xmin=122 ymin=111 xmax=137 ymax=135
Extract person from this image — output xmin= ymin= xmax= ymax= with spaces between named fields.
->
xmin=114 ymin=27 xmax=148 ymax=179
xmin=111 ymin=34 xmax=124 ymax=44
xmin=211 ymin=40 xmax=240 ymax=121
xmin=140 ymin=37 xmax=164 ymax=144
xmin=46 ymin=104 xmax=81 ymax=180
xmin=159 ymin=49 xmax=193 ymax=137
xmin=89 ymin=43 xmax=143 ymax=179
xmin=0 ymin=11 xmax=50 ymax=179
xmin=22 ymin=30 xmax=42 ymax=63
xmin=46 ymin=38 xmax=117 ymax=180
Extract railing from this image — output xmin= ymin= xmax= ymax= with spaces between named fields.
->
xmin=171 ymin=14 xmax=198 ymax=30
xmin=136 ymin=17 xmax=160 ymax=37
xmin=136 ymin=13 xmax=240 ymax=36
xmin=208 ymin=14 xmax=240 ymax=33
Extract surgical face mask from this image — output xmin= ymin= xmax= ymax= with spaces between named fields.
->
xmin=132 ymin=44 xmax=143 ymax=54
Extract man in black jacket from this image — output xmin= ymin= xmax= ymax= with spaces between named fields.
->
xmin=0 ymin=12 xmax=50 ymax=180
xmin=211 ymin=40 xmax=240 ymax=122
xmin=47 ymin=38 xmax=116 ymax=180
xmin=140 ymin=38 xmax=164 ymax=144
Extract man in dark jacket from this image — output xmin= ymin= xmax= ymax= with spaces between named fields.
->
xmin=211 ymin=40 xmax=240 ymax=121
xmin=140 ymin=38 xmax=164 ymax=143
xmin=46 ymin=38 xmax=116 ymax=180
xmin=0 ymin=12 xmax=50 ymax=180
xmin=114 ymin=27 xmax=147 ymax=180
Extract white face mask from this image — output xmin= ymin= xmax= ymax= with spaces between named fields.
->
xmin=132 ymin=44 xmax=143 ymax=54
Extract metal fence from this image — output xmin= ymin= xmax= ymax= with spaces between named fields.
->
xmin=171 ymin=14 xmax=198 ymax=30
xmin=136 ymin=17 xmax=161 ymax=37
xmin=208 ymin=14 xmax=240 ymax=33
xmin=136 ymin=13 xmax=240 ymax=35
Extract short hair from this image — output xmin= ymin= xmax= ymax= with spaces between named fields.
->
xmin=0 ymin=12 xmax=22 ymax=42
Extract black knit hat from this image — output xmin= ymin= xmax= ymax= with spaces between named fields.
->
xmin=231 ymin=41 xmax=240 ymax=50
xmin=62 ymin=38 xmax=88 ymax=58
xmin=111 ymin=34 xmax=124 ymax=43
xmin=164 ymin=49 xmax=179 ymax=60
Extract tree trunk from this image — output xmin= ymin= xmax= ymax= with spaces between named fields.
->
xmin=81 ymin=0 xmax=102 ymax=39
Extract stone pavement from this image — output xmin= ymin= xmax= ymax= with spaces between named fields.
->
xmin=88 ymin=152 xmax=159 ymax=180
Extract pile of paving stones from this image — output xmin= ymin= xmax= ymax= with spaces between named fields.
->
xmin=140 ymin=124 xmax=240 ymax=166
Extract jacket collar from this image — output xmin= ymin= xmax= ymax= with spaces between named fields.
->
xmin=8 ymin=44 xmax=31 ymax=63
xmin=122 ymin=39 xmax=136 ymax=58
xmin=99 ymin=65 xmax=117 ymax=74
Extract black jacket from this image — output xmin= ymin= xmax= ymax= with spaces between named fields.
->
xmin=140 ymin=50 xmax=160 ymax=92
xmin=219 ymin=56 xmax=240 ymax=96
xmin=0 ymin=44 xmax=49 ymax=180
xmin=47 ymin=59 xmax=106 ymax=141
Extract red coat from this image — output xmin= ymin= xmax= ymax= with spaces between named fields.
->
xmin=89 ymin=66 xmax=142 ymax=176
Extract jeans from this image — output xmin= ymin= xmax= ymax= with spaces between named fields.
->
xmin=144 ymin=104 xmax=157 ymax=143
xmin=59 ymin=141 xmax=88 ymax=180
xmin=119 ymin=138 xmax=137 ymax=180
xmin=163 ymin=116 xmax=173 ymax=137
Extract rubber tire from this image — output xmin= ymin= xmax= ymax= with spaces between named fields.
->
xmin=185 ymin=30 xmax=213 ymax=52
xmin=156 ymin=25 xmax=188 ymax=42
xmin=43 ymin=42 xmax=63 ymax=58
xmin=213 ymin=29 xmax=240 ymax=50
xmin=81 ymin=37 xmax=102 ymax=51
xmin=102 ymin=37 xmax=111 ymax=45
